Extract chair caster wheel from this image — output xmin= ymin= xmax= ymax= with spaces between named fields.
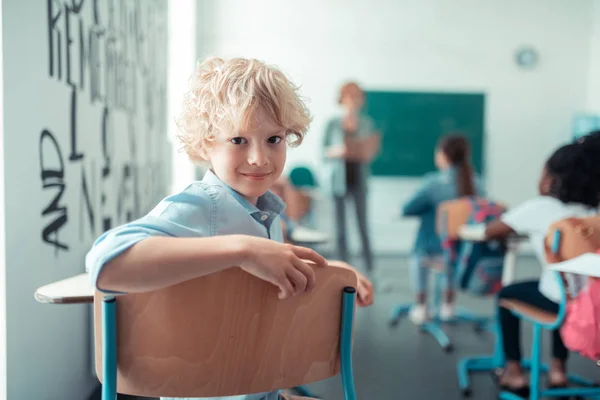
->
xmin=444 ymin=344 xmax=454 ymax=353
xmin=461 ymin=388 xmax=472 ymax=397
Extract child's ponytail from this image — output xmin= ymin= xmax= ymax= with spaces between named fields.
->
xmin=438 ymin=134 xmax=476 ymax=197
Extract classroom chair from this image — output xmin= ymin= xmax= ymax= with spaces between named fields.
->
xmin=287 ymin=165 xmax=319 ymax=226
xmin=389 ymin=198 xmax=492 ymax=353
xmin=497 ymin=217 xmax=600 ymax=400
xmin=94 ymin=265 xmax=359 ymax=400
xmin=289 ymin=165 xmax=318 ymax=189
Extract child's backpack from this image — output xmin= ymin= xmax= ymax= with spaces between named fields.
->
xmin=561 ymin=274 xmax=600 ymax=361
xmin=547 ymin=217 xmax=600 ymax=361
xmin=441 ymin=198 xmax=506 ymax=296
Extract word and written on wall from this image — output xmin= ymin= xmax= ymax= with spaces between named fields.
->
xmin=39 ymin=0 xmax=169 ymax=256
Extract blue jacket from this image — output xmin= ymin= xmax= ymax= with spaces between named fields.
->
xmin=402 ymin=168 xmax=485 ymax=255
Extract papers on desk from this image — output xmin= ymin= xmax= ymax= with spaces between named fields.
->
xmin=458 ymin=224 xmax=487 ymax=241
xmin=550 ymin=253 xmax=600 ymax=278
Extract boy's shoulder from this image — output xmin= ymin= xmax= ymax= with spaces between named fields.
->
xmin=148 ymin=181 xmax=222 ymax=217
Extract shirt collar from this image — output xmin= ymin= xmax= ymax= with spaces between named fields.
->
xmin=202 ymin=170 xmax=286 ymax=216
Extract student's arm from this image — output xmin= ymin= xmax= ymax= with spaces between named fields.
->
xmin=483 ymin=196 xmax=553 ymax=241
xmin=402 ymin=177 xmax=434 ymax=216
xmin=484 ymin=220 xmax=515 ymax=240
xmin=96 ymin=234 xmax=324 ymax=298
xmin=87 ymin=190 xmax=327 ymax=299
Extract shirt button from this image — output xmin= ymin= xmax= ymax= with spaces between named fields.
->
xmin=260 ymin=214 xmax=268 ymax=221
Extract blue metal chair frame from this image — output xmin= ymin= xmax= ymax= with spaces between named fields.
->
xmin=100 ymin=287 xmax=358 ymax=400
xmin=498 ymin=229 xmax=600 ymax=400
xmin=389 ymin=208 xmax=491 ymax=353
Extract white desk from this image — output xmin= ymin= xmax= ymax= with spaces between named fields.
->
xmin=551 ymin=253 xmax=600 ymax=278
xmin=458 ymin=224 xmax=526 ymax=286
xmin=34 ymin=273 xmax=93 ymax=304
xmin=290 ymin=226 xmax=330 ymax=245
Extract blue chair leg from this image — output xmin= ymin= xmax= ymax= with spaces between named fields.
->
xmin=388 ymin=303 xmax=412 ymax=326
xmin=499 ymin=323 xmax=544 ymax=400
xmin=457 ymin=317 xmax=505 ymax=396
xmin=102 ymin=297 xmax=117 ymax=400
xmin=389 ymin=273 xmax=454 ymax=352
xmin=529 ymin=324 xmax=542 ymax=400
xmin=421 ymin=320 xmax=453 ymax=352
xmin=340 ymin=287 xmax=357 ymax=400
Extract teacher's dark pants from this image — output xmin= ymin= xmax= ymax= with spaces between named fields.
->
xmin=334 ymin=183 xmax=373 ymax=272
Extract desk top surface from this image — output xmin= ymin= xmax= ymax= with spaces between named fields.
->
xmin=551 ymin=253 xmax=600 ymax=278
xmin=34 ymin=273 xmax=93 ymax=304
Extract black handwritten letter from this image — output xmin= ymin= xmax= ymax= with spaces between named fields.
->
xmin=47 ymin=0 xmax=62 ymax=80
xmin=64 ymin=4 xmax=74 ymax=86
xmin=79 ymin=163 xmax=96 ymax=238
xmin=71 ymin=0 xmax=84 ymax=13
xmin=101 ymin=106 xmax=111 ymax=177
xmin=39 ymin=130 xmax=69 ymax=254
xmin=68 ymin=87 xmax=84 ymax=161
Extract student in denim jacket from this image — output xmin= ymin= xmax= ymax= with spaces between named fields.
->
xmin=402 ymin=134 xmax=484 ymax=325
xmin=86 ymin=56 xmax=373 ymax=400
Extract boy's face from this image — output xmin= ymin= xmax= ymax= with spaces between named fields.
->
xmin=202 ymin=108 xmax=287 ymax=204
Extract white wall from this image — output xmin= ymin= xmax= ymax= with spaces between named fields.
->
xmin=169 ymin=0 xmax=198 ymax=194
xmin=198 ymin=0 xmax=594 ymax=255
xmin=587 ymin=0 xmax=600 ymax=111
xmin=0 ymin=1 xmax=6 ymax=398
xmin=2 ymin=1 xmax=169 ymax=398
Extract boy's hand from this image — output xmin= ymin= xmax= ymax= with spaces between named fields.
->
xmin=239 ymin=237 xmax=327 ymax=299
xmin=355 ymin=269 xmax=374 ymax=307
xmin=327 ymin=260 xmax=374 ymax=307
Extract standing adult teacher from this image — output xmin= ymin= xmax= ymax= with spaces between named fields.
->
xmin=322 ymin=82 xmax=381 ymax=273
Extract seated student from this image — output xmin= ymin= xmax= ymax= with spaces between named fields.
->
xmin=482 ymin=132 xmax=600 ymax=396
xmin=86 ymin=56 xmax=373 ymax=400
xmin=402 ymin=134 xmax=484 ymax=324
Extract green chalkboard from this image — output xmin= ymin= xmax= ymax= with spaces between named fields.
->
xmin=363 ymin=91 xmax=485 ymax=177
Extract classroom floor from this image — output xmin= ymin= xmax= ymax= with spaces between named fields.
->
xmin=113 ymin=255 xmax=599 ymax=400
xmin=304 ymin=254 xmax=599 ymax=400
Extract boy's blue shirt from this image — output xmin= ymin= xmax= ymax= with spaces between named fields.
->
xmin=85 ymin=169 xmax=286 ymax=400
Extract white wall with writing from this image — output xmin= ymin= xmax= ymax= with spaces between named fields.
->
xmin=2 ymin=1 xmax=169 ymax=398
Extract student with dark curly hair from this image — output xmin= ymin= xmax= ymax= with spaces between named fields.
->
xmin=482 ymin=131 xmax=600 ymax=396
